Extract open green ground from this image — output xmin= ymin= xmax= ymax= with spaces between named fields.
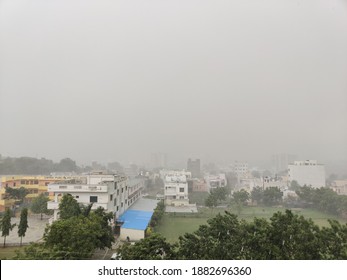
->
xmin=0 ymin=246 xmax=25 ymax=260
xmin=155 ymin=206 xmax=347 ymax=243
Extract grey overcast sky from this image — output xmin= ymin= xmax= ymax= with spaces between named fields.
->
xmin=0 ymin=0 xmax=346 ymax=167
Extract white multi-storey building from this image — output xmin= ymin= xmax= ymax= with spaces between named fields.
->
xmin=288 ymin=160 xmax=325 ymax=188
xmin=233 ymin=161 xmax=249 ymax=178
xmin=164 ymin=172 xmax=189 ymax=206
xmin=47 ymin=174 xmax=131 ymax=221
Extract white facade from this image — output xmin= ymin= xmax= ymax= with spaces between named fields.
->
xmin=205 ymin=174 xmax=227 ymax=192
xmin=127 ymin=178 xmax=144 ymax=208
xmin=164 ymin=172 xmax=189 ymax=206
xmin=233 ymin=161 xmax=250 ymax=179
xmin=331 ymin=180 xmax=347 ymax=195
xmin=160 ymin=169 xmax=191 ymax=181
xmin=288 ymin=160 xmax=325 ymax=188
xmin=47 ymin=175 xmax=134 ymax=221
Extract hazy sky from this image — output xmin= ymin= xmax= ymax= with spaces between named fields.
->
xmin=0 ymin=0 xmax=346 ymax=167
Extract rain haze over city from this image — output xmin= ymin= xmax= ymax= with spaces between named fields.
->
xmin=1 ymin=0 xmax=346 ymax=173
xmin=1 ymin=0 xmax=347 ymax=265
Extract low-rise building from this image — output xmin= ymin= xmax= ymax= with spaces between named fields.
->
xmin=191 ymin=179 xmax=208 ymax=192
xmin=331 ymin=180 xmax=347 ymax=195
xmin=164 ymin=172 xmax=189 ymax=206
xmin=205 ymin=174 xmax=227 ymax=192
xmin=0 ymin=175 xmax=70 ymax=212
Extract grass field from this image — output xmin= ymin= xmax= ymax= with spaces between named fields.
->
xmin=155 ymin=206 xmax=347 ymax=243
xmin=0 ymin=246 xmax=25 ymax=260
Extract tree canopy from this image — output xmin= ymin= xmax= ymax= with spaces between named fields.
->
xmin=18 ymin=208 xmax=29 ymax=246
xmin=58 ymin=194 xmax=81 ymax=219
xmin=31 ymin=193 xmax=52 ymax=220
xmin=0 ymin=209 xmax=16 ymax=247
xmin=116 ymin=210 xmax=347 ymax=260
xmin=16 ymin=195 xmax=114 ymax=260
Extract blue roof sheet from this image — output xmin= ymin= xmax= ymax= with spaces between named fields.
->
xmin=118 ymin=210 xmax=153 ymax=230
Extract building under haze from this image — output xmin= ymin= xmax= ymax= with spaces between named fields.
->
xmin=205 ymin=173 xmax=227 ymax=192
xmin=288 ymin=160 xmax=325 ymax=188
xmin=164 ymin=171 xmax=189 ymax=206
xmin=187 ymin=158 xmax=201 ymax=178
xmin=0 ymin=175 xmax=71 ymax=212
xmin=272 ymin=154 xmax=297 ymax=174
xmin=47 ymin=174 xmax=130 ymax=221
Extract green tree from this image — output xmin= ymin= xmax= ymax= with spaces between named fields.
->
xmin=0 ymin=208 xmax=16 ymax=247
xmin=31 ymin=193 xmax=52 ymax=220
xmin=43 ymin=212 xmax=113 ymax=259
xmin=267 ymin=210 xmax=321 ymax=259
xmin=251 ymin=186 xmax=264 ymax=205
xmin=18 ymin=208 xmax=29 ymax=246
xmin=289 ymin=180 xmax=301 ymax=191
xmin=211 ymin=187 xmax=228 ymax=202
xmin=319 ymin=219 xmax=347 ymax=259
xmin=5 ymin=187 xmax=28 ymax=204
xmin=58 ymin=194 xmax=81 ymax=220
xmin=117 ymin=233 xmax=176 ymax=260
xmin=205 ymin=194 xmax=217 ymax=212
xmin=178 ymin=211 xmax=245 ymax=259
xmin=232 ymin=190 xmax=249 ymax=206
xmin=263 ymin=187 xmax=283 ymax=206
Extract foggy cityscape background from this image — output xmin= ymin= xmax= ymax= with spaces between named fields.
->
xmin=1 ymin=0 xmax=347 ymax=174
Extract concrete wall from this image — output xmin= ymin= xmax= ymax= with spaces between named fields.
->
xmin=120 ymin=228 xmax=145 ymax=241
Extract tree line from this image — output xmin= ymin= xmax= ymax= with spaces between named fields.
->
xmin=116 ymin=210 xmax=347 ymax=260
xmin=0 ymin=157 xmax=80 ymax=175
xmin=13 ymin=194 xmax=114 ymax=259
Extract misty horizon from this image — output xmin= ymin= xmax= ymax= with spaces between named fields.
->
xmin=1 ymin=1 xmax=346 ymax=171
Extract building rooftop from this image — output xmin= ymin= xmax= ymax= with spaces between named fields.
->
xmin=118 ymin=210 xmax=153 ymax=230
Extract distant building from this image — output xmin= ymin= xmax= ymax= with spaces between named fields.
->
xmin=331 ymin=180 xmax=347 ymax=195
xmin=288 ymin=160 xmax=325 ymax=188
xmin=233 ymin=161 xmax=249 ymax=179
xmin=164 ymin=171 xmax=189 ymax=206
xmin=159 ymin=169 xmax=191 ymax=181
xmin=272 ymin=154 xmax=297 ymax=174
xmin=205 ymin=174 xmax=227 ymax=192
xmin=191 ymin=179 xmax=208 ymax=192
xmin=187 ymin=158 xmax=201 ymax=178
xmin=150 ymin=153 xmax=168 ymax=169
xmin=0 ymin=175 xmax=71 ymax=212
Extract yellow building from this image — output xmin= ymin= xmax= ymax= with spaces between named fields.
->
xmin=0 ymin=176 xmax=68 ymax=212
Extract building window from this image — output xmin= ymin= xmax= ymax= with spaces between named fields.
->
xmin=179 ymin=187 xmax=184 ymax=192
xmin=114 ymin=198 xmax=117 ymax=206
xmin=116 ymin=206 xmax=119 ymax=211
xmin=114 ymin=182 xmax=117 ymax=190
xmin=126 ymin=186 xmax=128 ymax=191
xmin=76 ymin=196 xmax=79 ymax=199
xmin=90 ymin=196 xmax=98 ymax=203
xmin=21 ymin=180 xmax=25 ymax=184
xmin=110 ymin=194 xmax=113 ymax=201
xmin=180 ymin=196 xmax=184 ymax=199
xmin=117 ymin=190 xmax=119 ymax=195
xmin=121 ymin=188 xmax=124 ymax=193
xmin=121 ymin=202 xmax=123 ymax=207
